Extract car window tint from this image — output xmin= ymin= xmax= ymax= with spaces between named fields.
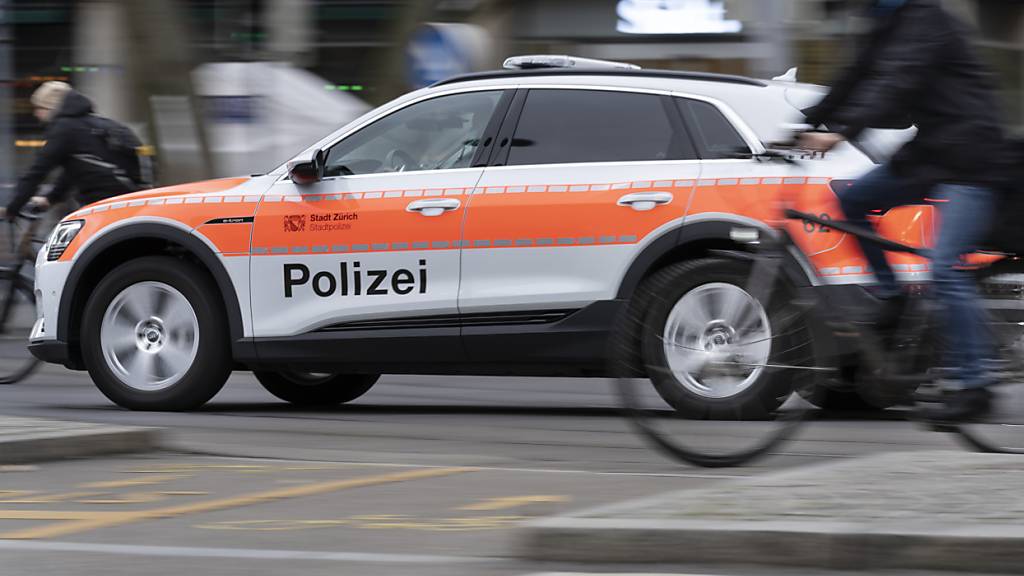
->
xmin=681 ymin=99 xmax=750 ymax=158
xmin=506 ymin=89 xmax=695 ymax=166
xmin=324 ymin=91 xmax=503 ymax=177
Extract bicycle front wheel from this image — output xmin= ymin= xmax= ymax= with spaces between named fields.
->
xmin=0 ymin=275 xmax=40 ymax=384
xmin=614 ymin=257 xmax=826 ymax=468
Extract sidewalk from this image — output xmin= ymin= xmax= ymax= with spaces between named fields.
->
xmin=0 ymin=415 xmax=160 ymax=464
xmin=520 ymin=451 xmax=1024 ymax=574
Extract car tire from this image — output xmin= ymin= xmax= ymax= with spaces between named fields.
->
xmin=255 ymin=371 xmax=379 ymax=406
xmin=81 ymin=256 xmax=232 ymax=411
xmin=637 ymin=258 xmax=807 ymax=420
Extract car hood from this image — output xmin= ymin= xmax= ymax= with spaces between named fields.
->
xmin=86 ymin=177 xmax=255 ymax=207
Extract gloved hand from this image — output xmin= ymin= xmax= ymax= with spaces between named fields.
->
xmin=27 ymin=196 xmax=50 ymax=211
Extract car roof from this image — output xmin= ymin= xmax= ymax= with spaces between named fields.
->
xmin=275 ymin=66 xmax=829 ymax=174
xmin=421 ymin=67 xmax=824 ymax=109
xmin=431 ymin=68 xmax=767 ymax=88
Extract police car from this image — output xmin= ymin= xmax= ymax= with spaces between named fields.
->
xmin=30 ymin=55 xmax=917 ymax=416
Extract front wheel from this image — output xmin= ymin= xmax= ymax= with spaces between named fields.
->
xmin=81 ymin=256 xmax=232 ymax=411
xmin=255 ymin=371 xmax=379 ymax=406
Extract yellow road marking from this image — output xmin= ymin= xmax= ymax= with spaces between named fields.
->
xmin=0 ymin=466 xmax=474 ymax=539
xmin=195 ymin=515 xmax=523 ymax=532
xmin=0 ymin=491 xmax=37 ymax=500
xmin=0 ymin=492 xmax=103 ymax=504
xmin=158 ymin=491 xmax=208 ymax=497
xmin=122 ymin=464 xmax=336 ymax=474
xmin=77 ymin=492 xmax=167 ymax=505
xmin=459 ymin=495 xmax=569 ymax=511
xmin=195 ymin=519 xmax=352 ymax=532
xmin=354 ymin=515 xmax=523 ymax=531
xmin=0 ymin=510 xmax=130 ymax=521
xmin=80 ymin=475 xmax=185 ymax=489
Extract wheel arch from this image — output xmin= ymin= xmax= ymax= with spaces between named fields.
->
xmin=58 ymin=222 xmax=246 ymax=368
xmin=616 ymin=217 xmax=818 ymax=300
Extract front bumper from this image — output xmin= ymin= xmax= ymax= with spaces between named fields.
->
xmin=28 ymin=339 xmax=72 ymax=366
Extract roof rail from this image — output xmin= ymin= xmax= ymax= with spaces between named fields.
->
xmin=431 ymin=68 xmax=767 ymax=88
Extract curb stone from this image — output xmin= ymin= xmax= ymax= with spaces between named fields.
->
xmin=0 ymin=416 xmax=161 ymax=464
xmin=519 ymin=451 xmax=1024 ymax=574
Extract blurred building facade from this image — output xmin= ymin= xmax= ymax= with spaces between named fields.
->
xmin=6 ymin=0 xmax=1024 ymax=182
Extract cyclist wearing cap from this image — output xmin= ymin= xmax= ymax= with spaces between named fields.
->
xmin=798 ymin=0 xmax=1007 ymax=420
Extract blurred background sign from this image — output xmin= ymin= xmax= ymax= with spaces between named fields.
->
xmin=616 ymin=0 xmax=742 ymax=35
xmin=406 ymin=22 xmax=491 ymax=89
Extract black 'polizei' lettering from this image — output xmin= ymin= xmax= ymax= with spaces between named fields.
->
xmin=281 ymin=260 xmax=428 ymax=298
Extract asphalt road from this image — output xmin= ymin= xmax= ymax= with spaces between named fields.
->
xmin=0 ymin=366 xmax=978 ymax=576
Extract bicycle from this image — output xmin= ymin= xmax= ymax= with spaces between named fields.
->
xmin=615 ymin=148 xmax=1024 ymax=467
xmin=0 ymin=210 xmax=46 ymax=384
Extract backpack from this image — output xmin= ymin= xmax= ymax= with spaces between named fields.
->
xmin=84 ymin=115 xmax=155 ymax=191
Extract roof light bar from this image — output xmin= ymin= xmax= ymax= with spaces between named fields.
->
xmin=502 ymin=55 xmax=641 ymax=71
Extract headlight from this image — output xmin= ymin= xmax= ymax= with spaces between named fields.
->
xmin=46 ymin=220 xmax=84 ymax=261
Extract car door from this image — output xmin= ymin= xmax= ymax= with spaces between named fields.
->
xmin=249 ymin=89 xmax=509 ymax=339
xmin=460 ymin=87 xmax=702 ymax=317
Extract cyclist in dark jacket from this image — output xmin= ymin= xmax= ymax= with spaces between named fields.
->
xmin=799 ymin=0 xmax=1006 ymax=420
xmin=2 ymin=82 xmax=146 ymax=219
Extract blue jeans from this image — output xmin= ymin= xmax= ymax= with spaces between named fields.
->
xmin=839 ymin=164 xmax=996 ymax=389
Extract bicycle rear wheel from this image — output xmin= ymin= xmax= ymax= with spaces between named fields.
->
xmin=952 ymin=266 xmax=1024 ymax=453
xmin=615 ymin=256 xmax=826 ymax=468
xmin=0 ymin=275 xmax=40 ymax=384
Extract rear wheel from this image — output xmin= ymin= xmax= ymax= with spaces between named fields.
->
xmin=640 ymin=259 xmax=805 ymax=420
xmin=615 ymin=257 xmax=823 ymax=467
xmin=255 ymin=371 xmax=379 ymax=406
xmin=82 ymin=256 xmax=232 ymax=411
xmin=951 ymin=265 xmax=1024 ymax=453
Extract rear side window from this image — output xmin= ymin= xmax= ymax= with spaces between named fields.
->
xmin=679 ymin=99 xmax=750 ymax=159
xmin=505 ymin=89 xmax=695 ymax=166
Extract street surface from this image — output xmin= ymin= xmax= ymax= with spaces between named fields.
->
xmin=0 ymin=365 xmax=980 ymax=575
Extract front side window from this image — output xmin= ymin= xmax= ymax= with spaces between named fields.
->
xmin=324 ymin=90 xmax=503 ymax=177
xmin=506 ymin=89 xmax=695 ymax=167
xmin=679 ymin=99 xmax=750 ymax=159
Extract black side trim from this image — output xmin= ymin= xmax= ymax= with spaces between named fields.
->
xmin=240 ymin=300 xmax=624 ymax=377
xmin=431 ymin=69 xmax=768 ymax=88
xmin=58 ymin=224 xmax=246 ymax=353
xmin=204 ymin=217 xmax=255 ymax=225
xmin=317 ymin=309 xmax=575 ymax=332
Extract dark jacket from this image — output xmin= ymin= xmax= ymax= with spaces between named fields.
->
xmin=804 ymin=0 xmax=1006 ymax=187
xmin=8 ymin=90 xmax=140 ymax=215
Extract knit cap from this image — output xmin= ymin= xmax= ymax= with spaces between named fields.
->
xmin=30 ymin=81 xmax=72 ymax=117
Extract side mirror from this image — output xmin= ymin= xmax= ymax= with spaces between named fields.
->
xmin=287 ymin=154 xmax=322 ymax=186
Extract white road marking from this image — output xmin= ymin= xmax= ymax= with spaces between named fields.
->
xmin=0 ymin=540 xmax=485 ymax=564
xmin=524 ymin=569 xmax=733 ymax=573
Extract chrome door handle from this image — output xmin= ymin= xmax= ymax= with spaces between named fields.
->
xmin=617 ymin=192 xmax=674 ymax=212
xmin=406 ymin=198 xmax=461 ymax=217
